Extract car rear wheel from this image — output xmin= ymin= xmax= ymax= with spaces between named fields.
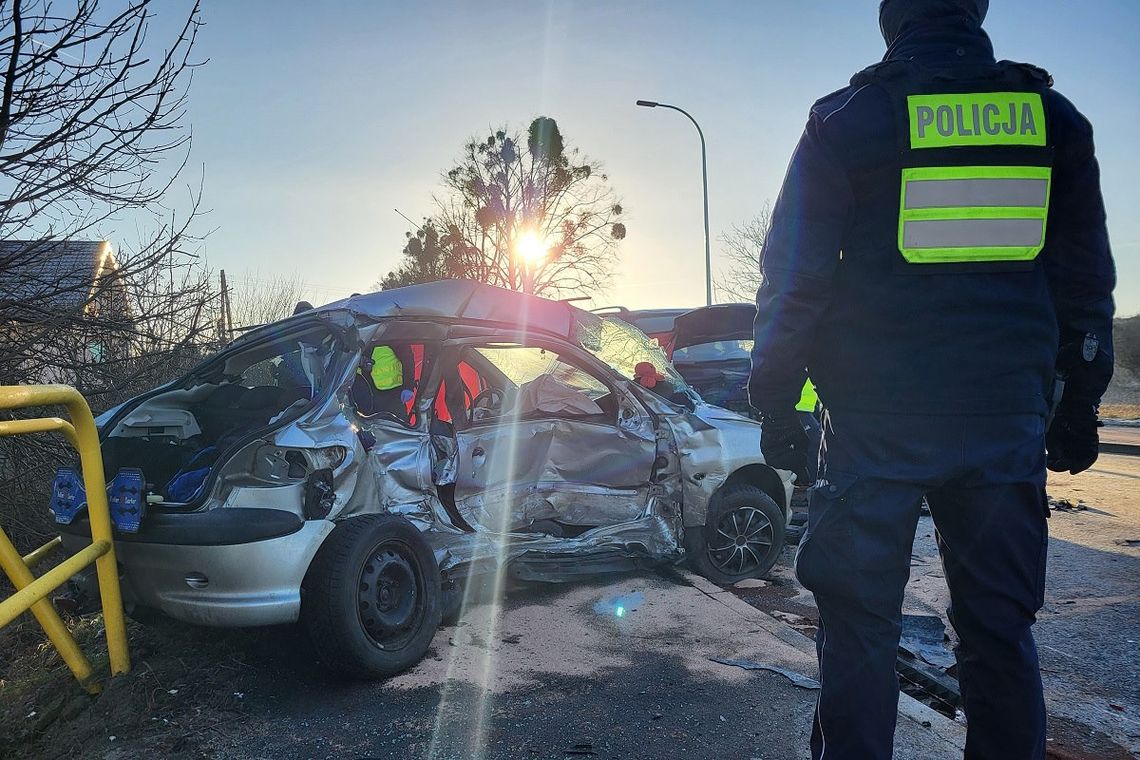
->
xmin=302 ymin=514 xmax=441 ymax=679
xmin=688 ymin=484 xmax=785 ymax=585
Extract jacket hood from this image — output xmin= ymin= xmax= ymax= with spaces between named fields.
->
xmin=879 ymin=0 xmax=989 ymax=48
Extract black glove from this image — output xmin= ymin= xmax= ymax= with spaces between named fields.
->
xmin=759 ymin=410 xmax=812 ymax=485
xmin=1046 ymin=404 xmax=1099 ymax=475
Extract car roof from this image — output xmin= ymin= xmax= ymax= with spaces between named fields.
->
xmin=237 ymin=279 xmax=590 ymax=346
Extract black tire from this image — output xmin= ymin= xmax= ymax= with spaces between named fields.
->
xmin=687 ymin=484 xmax=786 ymax=586
xmin=302 ymin=514 xmax=441 ymax=679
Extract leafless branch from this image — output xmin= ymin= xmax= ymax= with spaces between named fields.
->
xmin=714 ymin=202 xmax=771 ymax=303
xmin=380 ymin=118 xmax=626 ymax=299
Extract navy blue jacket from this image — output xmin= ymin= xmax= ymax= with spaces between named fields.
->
xmin=749 ymin=22 xmax=1116 ymax=416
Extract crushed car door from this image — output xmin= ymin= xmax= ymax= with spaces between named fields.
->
xmin=443 ymin=341 xmax=657 ymax=534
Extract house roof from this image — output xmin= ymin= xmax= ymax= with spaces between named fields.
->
xmin=0 ymin=240 xmax=114 ymax=314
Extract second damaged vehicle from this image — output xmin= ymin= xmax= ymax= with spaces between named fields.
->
xmin=57 ymin=281 xmax=792 ymax=678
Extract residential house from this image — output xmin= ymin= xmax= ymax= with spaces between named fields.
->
xmin=0 ymin=239 xmax=131 ymax=386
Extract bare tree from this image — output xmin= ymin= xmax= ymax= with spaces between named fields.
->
xmin=1115 ymin=316 xmax=1140 ymax=378
xmin=381 ymin=117 xmax=627 ymax=298
xmin=226 ymin=270 xmax=306 ymax=332
xmin=715 ymin=202 xmax=771 ymax=303
xmin=0 ymin=0 xmax=208 ymax=551
xmin=0 ymin=0 xmax=201 ymax=236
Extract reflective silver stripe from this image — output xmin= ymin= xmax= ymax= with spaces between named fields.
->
xmin=904 ymin=178 xmax=1049 ymax=209
xmin=903 ymin=218 xmax=1044 ymax=249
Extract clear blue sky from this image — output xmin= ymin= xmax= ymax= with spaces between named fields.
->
xmin=167 ymin=0 xmax=1138 ymax=314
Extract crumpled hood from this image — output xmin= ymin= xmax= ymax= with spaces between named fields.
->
xmin=879 ymin=0 xmax=989 ymax=47
xmin=692 ymin=400 xmax=761 ymax=428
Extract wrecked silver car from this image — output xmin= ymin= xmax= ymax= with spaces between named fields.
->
xmin=58 ymin=281 xmax=793 ymax=678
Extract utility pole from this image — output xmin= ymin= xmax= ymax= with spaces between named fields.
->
xmin=636 ymin=99 xmax=713 ymax=306
xmin=219 ymin=269 xmax=234 ymax=343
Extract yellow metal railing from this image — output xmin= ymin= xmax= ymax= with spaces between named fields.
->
xmin=0 ymin=384 xmax=130 ymax=693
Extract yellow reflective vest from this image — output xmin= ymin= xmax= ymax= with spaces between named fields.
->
xmin=364 ymin=346 xmax=403 ymax=391
xmin=796 ymin=379 xmax=818 ymax=414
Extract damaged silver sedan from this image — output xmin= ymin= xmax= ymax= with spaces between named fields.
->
xmin=58 ymin=281 xmax=793 ymax=678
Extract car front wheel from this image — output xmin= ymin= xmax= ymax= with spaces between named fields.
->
xmin=302 ymin=514 xmax=442 ymax=679
xmin=687 ymin=484 xmax=785 ymax=585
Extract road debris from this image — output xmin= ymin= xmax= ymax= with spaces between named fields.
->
xmin=768 ymin=609 xmax=817 ymax=635
xmin=733 ymin=578 xmax=770 ymax=589
xmin=1049 ymin=497 xmax=1089 ymax=512
xmin=1112 ymin=538 xmax=1139 ymax=548
xmin=896 ymin=650 xmax=962 ymax=717
xmin=769 ymin=610 xmax=809 ymax=626
xmin=900 ymin=614 xmax=956 ymax=669
xmin=710 ymin=657 xmax=821 ymax=689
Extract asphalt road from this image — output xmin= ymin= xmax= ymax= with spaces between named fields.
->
xmin=1099 ymin=424 xmax=1140 ymax=453
xmin=737 ymin=453 xmax=1140 ymax=758
xmin=1034 ymin=454 xmax=1140 ymax=754
xmin=194 ymin=570 xmax=961 ymax=760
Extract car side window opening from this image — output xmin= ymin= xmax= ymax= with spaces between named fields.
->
xmin=352 ymin=342 xmax=431 ymax=427
xmin=448 ymin=344 xmax=618 ymax=425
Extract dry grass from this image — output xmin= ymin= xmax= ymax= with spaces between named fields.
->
xmin=0 ymin=612 xmax=255 ymax=759
xmin=1101 ymin=403 xmax=1140 ymax=421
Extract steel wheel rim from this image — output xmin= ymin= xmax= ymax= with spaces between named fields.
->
xmin=708 ymin=505 xmax=774 ymax=576
xmin=357 ymin=542 xmax=424 ymax=650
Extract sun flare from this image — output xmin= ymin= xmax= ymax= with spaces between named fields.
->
xmin=515 ymin=231 xmax=548 ymax=263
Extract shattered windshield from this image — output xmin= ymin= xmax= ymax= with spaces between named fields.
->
xmin=575 ymin=313 xmax=688 ymax=394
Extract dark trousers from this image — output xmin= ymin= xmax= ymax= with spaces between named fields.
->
xmin=795 ymin=410 xmax=1049 ymax=760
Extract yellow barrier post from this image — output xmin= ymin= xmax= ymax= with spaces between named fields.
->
xmin=0 ymin=384 xmax=131 ymax=692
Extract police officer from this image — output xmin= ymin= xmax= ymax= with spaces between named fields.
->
xmin=748 ymin=2 xmax=1115 ymax=758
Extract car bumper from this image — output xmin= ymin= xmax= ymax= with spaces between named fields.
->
xmin=61 ymin=520 xmax=333 ymax=627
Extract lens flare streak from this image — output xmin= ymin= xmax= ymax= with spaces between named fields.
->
xmin=428 ymin=296 xmax=534 ymax=760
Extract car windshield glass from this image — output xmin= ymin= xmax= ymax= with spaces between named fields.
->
xmin=673 ymin=339 xmax=754 ymax=363
xmin=574 ymin=313 xmax=688 ymax=394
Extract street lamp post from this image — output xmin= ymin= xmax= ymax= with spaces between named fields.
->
xmin=636 ymin=99 xmax=712 ymax=306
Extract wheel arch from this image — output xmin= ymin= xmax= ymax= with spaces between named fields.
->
xmin=720 ymin=464 xmax=788 ymax=516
